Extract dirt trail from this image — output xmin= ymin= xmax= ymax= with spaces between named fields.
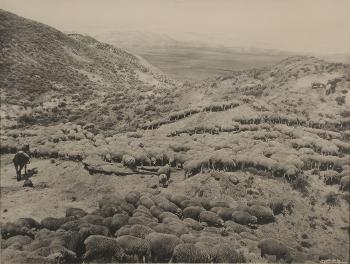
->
xmin=0 ymin=155 xmax=185 ymax=223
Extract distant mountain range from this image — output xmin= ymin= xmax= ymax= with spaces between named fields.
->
xmin=95 ymin=31 xmax=350 ymax=80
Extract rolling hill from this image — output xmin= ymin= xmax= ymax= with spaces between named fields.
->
xmin=0 ymin=9 xmax=184 ymax=133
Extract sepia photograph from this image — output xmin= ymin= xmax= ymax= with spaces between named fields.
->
xmin=0 ymin=0 xmax=349 ymax=263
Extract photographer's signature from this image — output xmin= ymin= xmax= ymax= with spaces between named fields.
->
xmin=320 ymin=259 xmax=347 ymax=264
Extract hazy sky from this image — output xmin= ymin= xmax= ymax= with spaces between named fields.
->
xmin=1 ymin=0 xmax=349 ymax=54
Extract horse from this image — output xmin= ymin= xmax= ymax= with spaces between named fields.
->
xmin=13 ymin=146 xmax=31 ymax=181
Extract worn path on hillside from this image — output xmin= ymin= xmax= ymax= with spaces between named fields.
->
xmin=1 ymin=155 xmax=185 ymax=222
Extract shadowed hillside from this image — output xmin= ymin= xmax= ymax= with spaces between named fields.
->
xmin=0 ymin=10 xmax=184 ymax=133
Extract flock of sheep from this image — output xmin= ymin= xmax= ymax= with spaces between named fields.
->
xmin=1 ymin=190 xmax=296 ymax=263
xmin=1 ymin=83 xmax=349 ymax=263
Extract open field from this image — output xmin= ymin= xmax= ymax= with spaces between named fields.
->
xmin=133 ymin=46 xmax=289 ymax=81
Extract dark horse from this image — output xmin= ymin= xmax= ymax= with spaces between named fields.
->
xmin=13 ymin=145 xmax=30 ymax=181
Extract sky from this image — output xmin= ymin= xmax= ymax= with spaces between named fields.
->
xmin=1 ymin=0 xmax=350 ymax=54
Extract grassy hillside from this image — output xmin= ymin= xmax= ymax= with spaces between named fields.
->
xmin=0 ymin=9 xmax=183 ymax=133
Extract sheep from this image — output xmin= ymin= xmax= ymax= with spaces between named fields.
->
xmin=1 ymin=235 xmax=33 ymax=249
xmin=158 ymin=164 xmax=171 ymax=179
xmin=169 ymin=195 xmax=188 ymax=207
xmin=60 ymin=219 xmax=89 ymax=231
xmin=116 ymin=235 xmax=151 ymax=262
xmin=40 ymin=245 xmax=78 ymax=263
xmin=158 ymin=174 xmax=169 ymax=187
xmin=139 ymin=196 xmax=156 ymax=209
xmin=232 ymin=211 xmax=258 ymax=226
xmin=82 ymin=214 xmax=104 ymax=226
xmin=217 ymin=207 xmax=235 ymax=221
xmin=158 ymin=201 xmax=182 ymax=216
xmin=183 ymin=218 xmax=206 ymax=231
xmin=150 ymin=195 xmax=170 ymax=206
xmin=150 ymin=205 xmax=165 ymax=218
xmin=28 ymin=228 xmax=55 ymax=241
xmin=247 ymin=200 xmax=267 ymax=207
xmin=23 ymin=237 xmax=52 ymax=252
xmin=152 ymin=223 xmax=180 ymax=236
xmin=102 ymin=216 xmax=112 ymax=226
xmin=224 ymin=220 xmax=249 ymax=234
xmin=197 ymin=198 xmax=212 ymax=210
xmin=83 ymin=235 xmax=125 ymax=262
xmin=93 ymin=206 xmax=123 ymax=218
xmin=239 ymin=231 xmax=258 ymax=241
xmin=85 ymin=224 xmax=110 ymax=237
xmin=110 ymin=214 xmax=130 ymax=232
xmin=209 ymin=201 xmax=230 ymax=209
xmin=1 ymin=247 xmax=52 ymax=264
xmin=1 ymin=222 xmax=34 ymax=239
xmin=122 ymin=154 xmax=137 ymax=170
xmin=98 ymin=195 xmax=124 ymax=209
xmin=116 ymin=224 xmax=154 ymax=239
xmin=180 ymin=199 xmax=203 ymax=209
xmin=153 ymin=221 xmax=189 ymax=237
xmin=145 ymin=232 xmax=183 ymax=262
xmin=65 ymin=207 xmax=87 ymax=218
xmin=199 ymin=211 xmax=224 ymax=227
xmin=133 ymin=207 xmax=154 ymax=219
xmin=159 ymin=212 xmax=180 ymax=222
xmin=125 ymin=191 xmax=141 ymax=206
xmin=172 ymin=243 xmax=211 ymax=263
xmin=136 ymin=204 xmax=152 ymax=214
xmin=120 ymin=201 xmax=135 ymax=216
xmin=14 ymin=217 xmax=41 ymax=230
xmin=211 ymin=243 xmax=246 ymax=263
xmin=258 ymin=238 xmax=292 ymax=263
xmin=248 ymin=205 xmax=275 ymax=224
xmin=38 ymin=229 xmax=83 ymax=256
xmin=210 ymin=206 xmax=224 ymax=213
xmin=128 ymin=216 xmax=158 ymax=226
xmin=180 ymin=233 xmax=198 ymax=244
xmin=33 ymin=245 xmax=78 ymax=262
xmin=133 ymin=211 xmax=158 ymax=222
xmin=183 ymin=206 xmax=205 ymax=221
xmin=269 ymin=199 xmax=294 ymax=216
xmin=340 ymin=175 xmax=350 ymax=192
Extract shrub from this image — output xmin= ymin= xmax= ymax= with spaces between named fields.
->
xmin=335 ymin=96 xmax=345 ymax=105
xmin=18 ymin=114 xmax=35 ymax=125
xmin=291 ymin=175 xmax=310 ymax=195
xmin=325 ymin=191 xmax=339 ymax=209
xmin=169 ymin=144 xmax=190 ymax=152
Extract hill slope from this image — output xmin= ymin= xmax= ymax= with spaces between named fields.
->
xmin=0 ymin=9 xmax=183 ymax=132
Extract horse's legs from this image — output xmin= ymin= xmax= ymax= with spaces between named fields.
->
xmin=18 ymin=164 xmax=25 ymax=181
xmin=14 ymin=164 xmax=19 ymax=181
xmin=16 ymin=164 xmax=21 ymax=181
xmin=24 ymin=164 xmax=27 ymax=175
